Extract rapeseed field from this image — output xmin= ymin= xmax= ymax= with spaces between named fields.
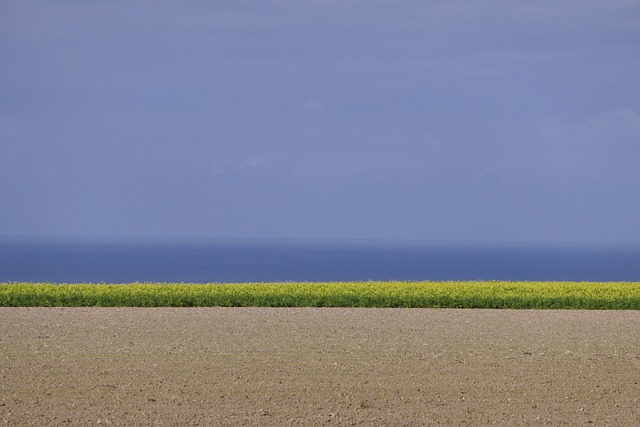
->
xmin=1 ymin=282 xmax=639 ymax=309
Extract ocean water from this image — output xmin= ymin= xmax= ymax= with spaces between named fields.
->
xmin=1 ymin=237 xmax=639 ymax=283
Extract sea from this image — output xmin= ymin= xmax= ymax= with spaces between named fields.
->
xmin=1 ymin=236 xmax=639 ymax=283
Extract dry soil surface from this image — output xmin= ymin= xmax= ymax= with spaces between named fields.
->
xmin=1 ymin=308 xmax=640 ymax=426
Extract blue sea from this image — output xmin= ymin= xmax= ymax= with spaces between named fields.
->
xmin=1 ymin=236 xmax=639 ymax=283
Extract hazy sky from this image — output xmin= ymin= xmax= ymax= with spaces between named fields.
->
xmin=1 ymin=1 xmax=639 ymax=242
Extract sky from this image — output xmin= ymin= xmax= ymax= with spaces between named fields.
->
xmin=1 ymin=0 xmax=639 ymax=243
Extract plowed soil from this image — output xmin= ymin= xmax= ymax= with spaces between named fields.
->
xmin=1 ymin=308 xmax=639 ymax=425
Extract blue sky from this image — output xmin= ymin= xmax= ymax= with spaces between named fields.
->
xmin=1 ymin=1 xmax=639 ymax=242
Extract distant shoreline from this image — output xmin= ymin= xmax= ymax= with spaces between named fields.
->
xmin=3 ymin=234 xmax=640 ymax=247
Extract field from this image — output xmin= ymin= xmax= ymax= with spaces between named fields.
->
xmin=1 ymin=281 xmax=640 ymax=309
xmin=1 ymin=307 xmax=639 ymax=425
xmin=3 ymin=282 xmax=639 ymax=424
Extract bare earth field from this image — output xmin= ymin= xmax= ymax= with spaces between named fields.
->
xmin=1 ymin=308 xmax=639 ymax=426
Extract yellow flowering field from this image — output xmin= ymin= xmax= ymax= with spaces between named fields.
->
xmin=1 ymin=281 xmax=639 ymax=309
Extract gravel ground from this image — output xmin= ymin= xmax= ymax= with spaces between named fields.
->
xmin=1 ymin=308 xmax=639 ymax=426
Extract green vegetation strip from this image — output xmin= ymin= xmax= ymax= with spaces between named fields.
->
xmin=1 ymin=282 xmax=640 ymax=309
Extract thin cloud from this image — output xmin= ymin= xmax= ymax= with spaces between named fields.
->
xmin=0 ymin=115 xmax=28 ymax=139
xmin=210 ymin=156 xmax=270 ymax=176
xmin=304 ymin=99 xmax=323 ymax=111
xmin=538 ymin=108 xmax=640 ymax=147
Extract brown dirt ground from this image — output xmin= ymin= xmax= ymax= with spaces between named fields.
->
xmin=1 ymin=308 xmax=639 ymax=426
